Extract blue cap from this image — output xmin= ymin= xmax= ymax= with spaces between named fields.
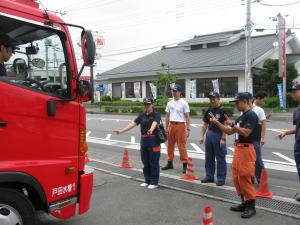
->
xmin=208 ymin=91 xmax=220 ymax=98
xmin=229 ymin=92 xmax=251 ymax=102
xmin=172 ymin=84 xmax=182 ymax=92
xmin=0 ymin=34 xmax=19 ymax=53
xmin=143 ymin=97 xmax=154 ymax=104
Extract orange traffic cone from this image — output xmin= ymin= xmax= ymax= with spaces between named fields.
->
xmin=181 ymin=157 xmax=199 ymax=181
xmin=256 ymin=168 xmax=273 ymax=198
xmin=119 ymin=148 xmax=133 ymax=168
xmin=202 ymin=205 xmax=214 ymax=225
xmin=85 ymin=154 xmax=92 ymax=163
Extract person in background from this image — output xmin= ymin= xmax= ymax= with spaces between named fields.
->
xmin=199 ymin=91 xmax=227 ymax=186
xmin=251 ymin=91 xmax=267 ymax=184
xmin=162 ymin=84 xmax=190 ymax=174
xmin=0 ymin=34 xmax=18 ymax=76
xmin=276 ymin=84 xmax=300 ymax=201
xmin=114 ymin=97 xmax=161 ymax=189
xmin=210 ymin=92 xmax=259 ymax=218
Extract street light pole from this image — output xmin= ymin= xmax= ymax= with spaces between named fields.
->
xmin=245 ymin=0 xmax=253 ymax=94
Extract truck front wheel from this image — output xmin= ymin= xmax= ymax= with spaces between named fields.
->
xmin=0 ymin=188 xmax=37 ymax=225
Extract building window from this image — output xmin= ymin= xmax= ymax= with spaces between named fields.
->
xmin=112 ymin=83 xmax=121 ymax=97
xmin=125 ymin=81 xmax=142 ymax=98
xmin=196 ymin=77 xmax=237 ymax=97
xmin=146 ymin=79 xmax=186 ymax=98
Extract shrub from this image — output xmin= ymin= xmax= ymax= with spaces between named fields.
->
xmin=104 ymin=107 xmax=119 ymax=113
xmin=131 ymin=106 xmax=145 ymax=114
xmin=120 ymin=107 xmax=131 ymax=113
xmin=100 ymin=96 xmax=111 ymax=101
xmin=154 ymin=106 xmax=166 ymax=115
xmin=265 ymin=97 xmax=278 ymax=108
xmin=190 ymin=107 xmax=197 ymax=116
xmin=112 ymin=96 xmax=121 ymax=101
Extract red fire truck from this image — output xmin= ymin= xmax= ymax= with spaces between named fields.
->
xmin=0 ymin=0 xmax=95 ymax=224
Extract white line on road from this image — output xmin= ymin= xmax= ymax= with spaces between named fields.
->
xmin=86 ymin=131 xmax=91 ymax=137
xmin=87 ymin=136 xmax=297 ymax=173
xmin=161 ymin=143 xmax=167 ymax=149
xmin=131 ymin=136 xmax=136 ymax=144
xmin=190 ymin=143 xmax=204 ymax=153
xmin=272 ymin=152 xmax=296 ymax=165
xmin=190 ymin=124 xmax=198 ymax=128
xmin=105 ymin=134 xmax=112 ymax=140
xmin=268 ymin=128 xmax=284 ymax=133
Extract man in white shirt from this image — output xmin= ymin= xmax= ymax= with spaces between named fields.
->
xmin=162 ymin=84 xmax=190 ymax=173
xmin=250 ymin=91 xmax=267 ymax=184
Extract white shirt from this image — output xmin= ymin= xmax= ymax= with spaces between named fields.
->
xmin=165 ymin=98 xmax=190 ymax=122
xmin=252 ymin=103 xmax=266 ymax=123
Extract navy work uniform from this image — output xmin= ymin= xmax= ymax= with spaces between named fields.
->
xmin=134 ymin=112 xmax=161 ymax=185
xmin=202 ymin=106 xmax=227 ymax=184
xmin=0 ymin=63 xmax=7 ymax=76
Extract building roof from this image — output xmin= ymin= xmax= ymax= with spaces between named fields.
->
xmin=287 ymin=54 xmax=300 ymax=64
xmin=99 ymin=32 xmax=294 ymax=80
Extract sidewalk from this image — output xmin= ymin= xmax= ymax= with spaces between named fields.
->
xmin=85 ymin=106 xmax=294 ymax=122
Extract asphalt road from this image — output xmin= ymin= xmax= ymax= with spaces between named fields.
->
xmin=37 ymin=113 xmax=300 ymax=225
xmin=38 ymin=170 xmax=300 ymax=225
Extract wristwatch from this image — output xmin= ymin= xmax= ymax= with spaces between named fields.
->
xmin=230 ymin=122 xmax=235 ymax=128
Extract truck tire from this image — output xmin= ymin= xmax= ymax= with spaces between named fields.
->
xmin=0 ymin=187 xmax=37 ymax=225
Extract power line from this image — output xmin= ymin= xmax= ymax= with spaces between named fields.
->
xmin=257 ymin=0 xmax=300 ymax=6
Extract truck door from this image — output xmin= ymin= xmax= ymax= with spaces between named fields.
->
xmin=0 ymin=31 xmax=79 ymax=203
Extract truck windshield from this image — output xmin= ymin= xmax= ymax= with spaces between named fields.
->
xmin=0 ymin=15 xmax=70 ymax=98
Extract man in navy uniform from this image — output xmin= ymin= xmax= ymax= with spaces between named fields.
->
xmin=0 ymin=34 xmax=18 ymax=76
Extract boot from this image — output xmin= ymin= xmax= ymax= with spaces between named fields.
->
xmin=161 ymin=161 xmax=173 ymax=170
xmin=182 ymin=163 xmax=188 ymax=174
xmin=241 ymin=199 xmax=256 ymax=219
xmin=230 ymin=195 xmax=246 ymax=212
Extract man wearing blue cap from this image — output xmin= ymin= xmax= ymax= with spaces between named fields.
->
xmin=210 ymin=92 xmax=259 ymax=218
xmin=276 ymin=83 xmax=300 ymax=201
xmin=0 ymin=34 xmax=18 ymax=76
xmin=199 ymin=91 xmax=227 ymax=186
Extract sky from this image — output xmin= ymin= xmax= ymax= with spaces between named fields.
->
xmin=41 ymin=0 xmax=300 ymax=75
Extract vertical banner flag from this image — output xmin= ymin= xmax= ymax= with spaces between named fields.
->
xmin=190 ymin=80 xmax=196 ymax=99
xmin=134 ymin=82 xmax=141 ymax=98
xmin=170 ymin=83 xmax=175 ymax=90
xmin=281 ymin=17 xmax=286 ymax=78
xmin=149 ymin=83 xmax=157 ymax=99
xmin=277 ymin=83 xmax=284 ymax=108
xmin=108 ymin=83 xmax=112 ymax=98
xmin=212 ymin=79 xmax=220 ymax=93
xmin=121 ymin=82 xmax=126 ymax=99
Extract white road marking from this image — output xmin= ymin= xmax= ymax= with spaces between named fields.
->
xmin=105 ymin=134 xmax=112 ymax=140
xmin=228 ymin=147 xmax=235 ymax=152
xmin=190 ymin=124 xmax=198 ymax=128
xmin=190 ymin=143 xmax=204 ymax=153
xmin=161 ymin=143 xmax=167 ymax=149
xmin=272 ymin=152 xmax=296 ymax=165
xmin=116 ymin=119 xmax=119 ymax=122
xmin=87 ymin=136 xmax=297 ymax=173
xmin=131 ymin=136 xmax=136 ymax=144
xmin=87 ymin=117 xmax=132 ymax=122
xmin=86 ymin=131 xmax=91 ymax=137
xmin=87 ymin=118 xmax=91 ymax=121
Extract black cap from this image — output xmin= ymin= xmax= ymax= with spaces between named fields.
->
xmin=245 ymin=92 xmax=253 ymax=99
xmin=0 ymin=34 xmax=19 ymax=52
xmin=229 ymin=92 xmax=251 ymax=102
xmin=172 ymin=84 xmax=182 ymax=92
xmin=291 ymin=83 xmax=300 ymax=91
xmin=208 ymin=91 xmax=220 ymax=98
xmin=143 ymin=97 xmax=154 ymax=104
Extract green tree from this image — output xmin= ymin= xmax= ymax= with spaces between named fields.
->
xmin=257 ymin=58 xmax=298 ymax=96
xmin=154 ymin=63 xmax=178 ymax=106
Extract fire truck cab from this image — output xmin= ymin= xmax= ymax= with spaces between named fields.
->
xmin=0 ymin=0 xmax=95 ymax=224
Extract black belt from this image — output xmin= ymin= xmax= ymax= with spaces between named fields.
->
xmin=170 ymin=121 xmax=185 ymax=125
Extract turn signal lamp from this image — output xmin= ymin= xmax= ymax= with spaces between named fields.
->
xmin=79 ymin=127 xmax=88 ymax=156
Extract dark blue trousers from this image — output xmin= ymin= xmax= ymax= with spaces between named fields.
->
xmin=204 ymin=130 xmax=227 ymax=182
xmin=294 ymin=141 xmax=300 ymax=181
xmin=140 ymin=136 xmax=160 ymax=185
xmin=253 ymin=141 xmax=265 ymax=183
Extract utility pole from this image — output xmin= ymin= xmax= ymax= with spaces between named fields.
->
xmin=244 ymin=0 xmax=253 ymax=94
xmin=278 ymin=13 xmax=287 ymax=110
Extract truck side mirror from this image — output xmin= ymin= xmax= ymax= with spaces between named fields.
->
xmin=79 ymin=80 xmax=92 ymax=102
xmin=81 ymin=30 xmax=96 ymax=66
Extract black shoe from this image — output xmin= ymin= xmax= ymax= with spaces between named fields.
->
xmin=241 ymin=200 xmax=256 ymax=218
xmin=216 ymin=181 xmax=225 ymax=186
xmin=201 ymin=178 xmax=214 ymax=183
xmin=182 ymin=163 xmax=188 ymax=174
xmin=230 ymin=195 xmax=245 ymax=212
xmin=230 ymin=203 xmax=245 ymax=212
xmin=161 ymin=161 xmax=173 ymax=170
